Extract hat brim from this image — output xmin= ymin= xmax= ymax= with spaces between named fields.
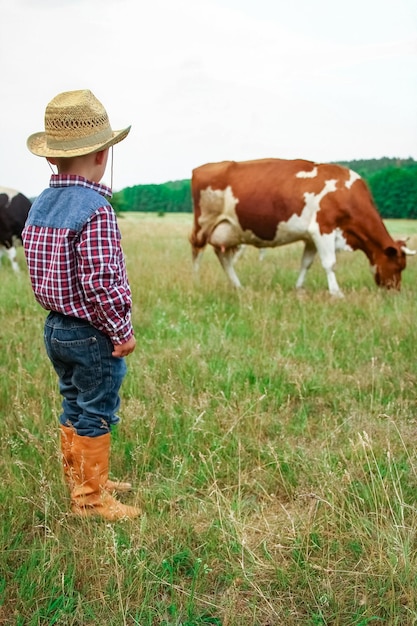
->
xmin=27 ymin=126 xmax=131 ymax=158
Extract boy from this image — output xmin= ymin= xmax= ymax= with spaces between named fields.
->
xmin=22 ymin=89 xmax=140 ymax=520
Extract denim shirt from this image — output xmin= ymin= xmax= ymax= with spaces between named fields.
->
xmin=22 ymin=177 xmax=134 ymax=345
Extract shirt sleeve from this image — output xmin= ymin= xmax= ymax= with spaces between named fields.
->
xmin=76 ymin=205 xmax=134 ymax=344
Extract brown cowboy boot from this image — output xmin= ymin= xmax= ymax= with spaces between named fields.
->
xmin=60 ymin=424 xmax=132 ymax=493
xmin=69 ymin=432 xmax=140 ymax=521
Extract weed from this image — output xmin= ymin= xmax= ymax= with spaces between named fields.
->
xmin=1 ymin=217 xmax=417 ymax=625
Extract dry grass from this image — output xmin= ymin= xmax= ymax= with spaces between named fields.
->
xmin=1 ymin=214 xmax=417 ymax=625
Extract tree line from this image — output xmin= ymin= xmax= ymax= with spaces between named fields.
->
xmin=113 ymin=157 xmax=417 ymax=219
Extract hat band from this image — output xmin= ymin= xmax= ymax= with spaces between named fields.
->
xmin=46 ymin=126 xmax=113 ymax=150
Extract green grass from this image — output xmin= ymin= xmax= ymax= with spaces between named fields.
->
xmin=1 ymin=215 xmax=417 ymax=625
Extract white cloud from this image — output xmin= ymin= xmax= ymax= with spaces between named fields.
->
xmin=0 ymin=0 xmax=416 ymax=196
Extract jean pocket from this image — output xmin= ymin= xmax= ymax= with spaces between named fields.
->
xmin=51 ymin=335 xmax=103 ymax=392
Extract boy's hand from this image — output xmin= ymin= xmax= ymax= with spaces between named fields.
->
xmin=112 ymin=336 xmax=136 ymax=357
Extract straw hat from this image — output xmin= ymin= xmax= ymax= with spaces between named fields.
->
xmin=27 ymin=89 xmax=131 ymax=158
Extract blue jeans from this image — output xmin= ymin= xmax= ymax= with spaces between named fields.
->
xmin=44 ymin=311 xmax=127 ymax=437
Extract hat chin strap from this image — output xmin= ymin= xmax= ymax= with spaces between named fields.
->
xmin=45 ymin=147 xmax=114 ymax=192
xmin=47 ymin=160 xmax=56 ymax=175
xmin=110 ymin=146 xmax=114 ymax=192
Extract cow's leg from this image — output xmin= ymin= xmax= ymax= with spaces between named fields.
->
xmin=214 ymin=247 xmax=242 ymax=288
xmin=6 ymin=246 xmax=20 ymax=272
xmin=192 ymin=245 xmax=204 ymax=274
xmin=296 ymin=242 xmax=317 ymax=289
xmin=233 ymin=245 xmax=265 ymax=263
xmin=0 ymin=245 xmax=19 ymax=272
xmin=209 ymin=221 xmax=243 ymax=287
xmin=312 ymin=233 xmax=343 ymax=296
xmin=232 ymin=244 xmax=246 ymax=263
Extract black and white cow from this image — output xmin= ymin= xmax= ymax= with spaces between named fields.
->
xmin=0 ymin=186 xmax=32 ymax=271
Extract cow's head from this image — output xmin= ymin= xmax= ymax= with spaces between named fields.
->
xmin=373 ymin=241 xmax=415 ymax=289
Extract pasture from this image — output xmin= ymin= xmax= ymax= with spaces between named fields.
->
xmin=1 ymin=214 xmax=417 ymax=625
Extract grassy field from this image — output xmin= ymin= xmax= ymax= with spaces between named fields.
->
xmin=1 ymin=214 xmax=417 ymax=625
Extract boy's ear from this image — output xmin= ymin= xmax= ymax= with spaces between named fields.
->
xmin=95 ymin=149 xmax=107 ymax=165
xmin=47 ymin=157 xmax=58 ymax=166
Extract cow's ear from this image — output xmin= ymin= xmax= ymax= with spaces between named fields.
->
xmin=384 ymin=245 xmax=398 ymax=258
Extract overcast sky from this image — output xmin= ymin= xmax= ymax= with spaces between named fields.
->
xmin=1 ymin=0 xmax=416 ymax=197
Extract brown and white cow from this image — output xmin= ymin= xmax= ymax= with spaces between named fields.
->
xmin=190 ymin=158 xmax=415 ymax=296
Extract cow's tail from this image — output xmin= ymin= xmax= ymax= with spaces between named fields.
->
xmin=189 ymin=183 xmax=208 ymax=251
xmin=189 ymin=221 xmax=207 ymax=272
xmin=189 ymin=223 xmax=207 ymax=250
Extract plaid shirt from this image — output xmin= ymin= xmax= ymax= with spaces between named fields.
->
xmin=22 ymin=175 xmax=134 ymax=345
